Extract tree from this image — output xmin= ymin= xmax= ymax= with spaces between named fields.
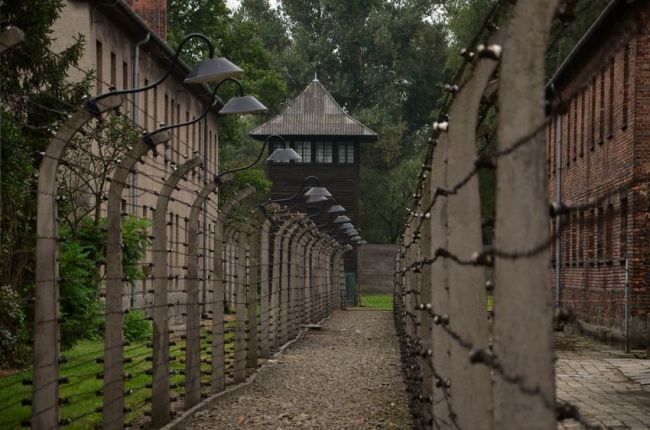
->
xmin=0 ymin=0 xmax=91 ymax=288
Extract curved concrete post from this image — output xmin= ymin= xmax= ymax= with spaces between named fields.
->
xmin=33 ymin=95 xmax=123 ymax=430
xmin=210 ymin=186 xmax=255 ymax=391
xmin=184 ymin=174 xmax=236 ymax=409
xmin=445 ymin=38 xmax=501 ymax=430
xmin=0 ymin=26 xmax=25 ymax=54
xmin=303 ymin=235 xmax=319 ymax=324
xmin=429 ymin=133 xmax=451 ymax=428
xmin=258 ymin=217 xmax=274 ymax=358
xmin=104 ymin=134 xmax=170 ymax=430
xmin=233 ymin=227 xmax=247 ymax=383
xmin=270 ymin=218 xmax=293 ymax=350
xmin=494 ymin=1 xmax=559 ymax=428
xmin=151 ymin=155 xmax=202 ymax=427
xmin=280 ymin=222 xmax=301 ymax=345
xmin=290 ymin=224 xmax=312 ymax=337
xmin=245 ymin=212 xmax=266 ymax=368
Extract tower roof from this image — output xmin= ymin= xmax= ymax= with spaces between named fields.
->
xmin=249 ymin=80 xmax=378 ymax=142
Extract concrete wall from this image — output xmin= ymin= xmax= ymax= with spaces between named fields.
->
xmin=357 ymin=244 xmax=396 ymax=294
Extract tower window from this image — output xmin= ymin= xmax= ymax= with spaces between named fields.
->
xmin=315 ymin=142 xmax=333 ymax=163
xmin=338 ymin=141 xmax=355 ymax=164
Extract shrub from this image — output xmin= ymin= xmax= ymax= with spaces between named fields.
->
xmin=123 ymin=309 xmax=152 ymax=342
xmin=0 ymin=285 xmax=28 ymax=367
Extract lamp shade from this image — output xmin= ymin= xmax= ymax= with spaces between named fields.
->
xmin=305 ymin=195 xmax=328 ymax=204
xmin=219 ymin=95 xmax=268 ymax=115
xmin=327 ymin=205 xmax=346 ymax=214
xmin=339 ymin=223 xmax=354 ymax=230
xmin=267 ymin=148 xmax=301 ymax=163
xmin=333 ymin=215 xmax=351 ymax=224
xmin=351 ymin=235 xmax=361 ymax=240
xmin=345 ymin=229 xmax=359 ymax=236
xmin=358 ymin=240 xmax=367 ymax=245
xmin=184 ymin=57 xmax=243 ymax=84
xmin=304 ymin=186 xmax=332 ymax=198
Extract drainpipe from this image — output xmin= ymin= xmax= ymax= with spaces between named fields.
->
xmin=131 ymin=32 xmax=151 ymax=307
xmin=132 ymin=32 xmax=151 ymax=215
xmin=554 ymin=97 xmax=563 ymax=308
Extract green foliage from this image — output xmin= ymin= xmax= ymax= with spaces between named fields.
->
xmin=0 ymin=286 xmax=29 ymax=367
xmin=123 ymin=310 xmax=152 ymax=342
xmin=57 ymin=216 xmax=152 ymax=349
xmin=58 ymin=220 xmax=106 ymax=348
xmin=121 ymin=216 xmax=153 ymax=283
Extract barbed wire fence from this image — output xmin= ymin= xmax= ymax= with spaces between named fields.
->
xmin=0 ymin=51 xmax=349 ymax=428
xmin=391 ymin=0 xmax=627 ymax=429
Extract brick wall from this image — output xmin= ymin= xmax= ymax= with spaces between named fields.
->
xmin=127 ymin=0 xmax=167 ymax=41
xmin=547 ymin=2 xmax=650 ymax=344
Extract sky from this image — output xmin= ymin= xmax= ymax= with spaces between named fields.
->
xmin=225 ymin=0 xmax=279 ymax=11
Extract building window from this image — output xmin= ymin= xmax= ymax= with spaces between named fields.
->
xmin=96 ymin=40 xmax=103 ymax=94
xmin=580 ymin=89 xmax=585 ymax=157
xmin=599 ymin=69 xmax=605 ymax=143
xmin=185 ymin=111 xmax=190 ymax=154
xmin=565 ymin=111 xmax=570 ymax=167
xmin=606 ymin=203 xmax=614 ymax=262
xmin=591 ymin=77 xmax=596 ymax=150
xmin=110 ymin=52 xmax=117 ymax=88
xmin=578 ymin=210 xmax=584 ymax=264
xmin=270 ymin=139 xmax=287 ymax=152
xmin=588 ymin=209 xmax=595 ymax=262
xmin=597 ymin=206 xmax=604 ymax=261
xmin=153 ymin=87 xmax=158 ymax=127
xmin=176 ymin=103 xmax=181 ymax=156
xmin=338 ymin=141 xmax=355 ymax=164
xmin=315 ymin=142 xmax=333 ymax=163
xmin=573 ymin=96 xmax=578 ymax=163
xmin=293 ymin=141 xmax=312 ymax=163
xmin=122 ymin=61 xmax=128 ymax=89
xmin=608 ymin=57 xmax=614 ymax=138
xmin=620 ymin=197 xmax=628 ymax=261
xmin=623 ymin=44 xmax=630 ymax=129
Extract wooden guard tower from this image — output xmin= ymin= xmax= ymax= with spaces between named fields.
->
xmin=249 ymin=77 xmax=377 ymax=280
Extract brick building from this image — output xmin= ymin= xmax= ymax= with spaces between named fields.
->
xmin=51 ymin=0 xmax=224 ymax=314
xmin=546 ymin=0 xmax=650 ymax=344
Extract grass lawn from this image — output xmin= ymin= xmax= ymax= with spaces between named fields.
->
xmin=0 ymin=326 xmax=235 ymax=429
xmin=359 ymin=293 xmax=393 ymax=310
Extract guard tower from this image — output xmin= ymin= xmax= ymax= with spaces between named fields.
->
xmin=249 ymin=77 xmax=377 ymax=280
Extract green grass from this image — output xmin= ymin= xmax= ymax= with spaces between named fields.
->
xmin=359 ymin=293 xmax=393 ymax=310
xmin=0 ymin=324 xmax=236 ymax=429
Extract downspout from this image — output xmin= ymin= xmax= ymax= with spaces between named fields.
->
xmin=131 ymin=32 xmax=151 ymax=308
xmin=132 ymin=32 xmax=151 ymax=215
xmin=554 ymin=87 xmax=563 ymax=308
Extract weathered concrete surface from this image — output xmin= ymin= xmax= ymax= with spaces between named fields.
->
xmin=182 ymin=310 xmax=410 ymax=429
xmin=357 ymin=244 xmax=396 ymax=294
xmin=556 ymin=334 xmax=650 ymax=429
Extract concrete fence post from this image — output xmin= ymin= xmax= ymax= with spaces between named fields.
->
xmin=151 ymin=156 xmax=202 ymax=427
xmin=429 ymin=133 xmax=451 ymax=429
xmin=104 ymin=135 xmax=172 ymax=430
xmin=33 ymin=95 xmax=123 ymax=430
xmin=184 ymin=174 xmax=235 ymax=409
xmin=233 ymin=227 xmax=248 ymax=383
xmin=258 ymin=217 xmax=273 ymax=358
xmin=446 ymin=44 xmax=500 ymax=430
xmin=270 ymin=218 xmax=292 ymax=349
xmin=494 ymin=1 xmax=559 ymax=427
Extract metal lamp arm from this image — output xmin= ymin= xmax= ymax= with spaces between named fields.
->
xmin=144 ymin=78 xmax=243 ymax=147
xmin=215 ymin=139 xmax=269 ymax=182
xmin=91 ymin=33 xmax=215 ymax=106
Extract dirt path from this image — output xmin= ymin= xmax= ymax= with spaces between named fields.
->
xmin=183 ymin=309 xmax=411 ymax=430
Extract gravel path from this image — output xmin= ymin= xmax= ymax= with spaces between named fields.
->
xmin=183 ymin=309 xmax=411 ymax=430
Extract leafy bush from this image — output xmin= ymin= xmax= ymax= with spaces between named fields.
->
xmin=58 ymin=216 xmax=152 ymax=349
xmin=0 ymin=285 xmax=29 ymax=368
xmin=123 ymin=309 xmax=152 ymax=342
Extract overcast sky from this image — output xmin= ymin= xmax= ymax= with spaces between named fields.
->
xmin=225 ymin=0 xmax=279 ymax=11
